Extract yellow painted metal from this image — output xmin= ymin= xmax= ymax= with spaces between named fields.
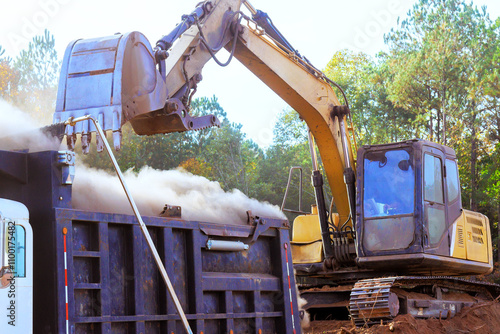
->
xmin=291 ymin=241 xmax=323 ymax=264
xmin=291 ymin=210 xmax=322 ymax=263
xmin=164 ymin=0 xmax=243 ymax=98
xmin=292 ymin=210 xmax=322 ymax=244
xmin=463 ymin=210 xmax=491 ymax=265
xmin=450 ymin=213 xmax=466 ymax=259
xmin=232 ymin=23 xmax=356 ymax=224
xmin=291 ymin=206 xmax=341 ymax=263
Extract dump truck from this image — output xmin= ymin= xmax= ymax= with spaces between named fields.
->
xmin=2 ymin=0 xmax=499 ymax=332
xmin=0 ymin=149 xmax=301 ymax=333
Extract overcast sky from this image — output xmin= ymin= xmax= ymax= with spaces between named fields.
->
xmin=1 ymin=0 xmax=499 ymax=146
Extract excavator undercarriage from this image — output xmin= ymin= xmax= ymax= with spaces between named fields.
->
xmin=298 ymin=274 xmax=499 ymax=325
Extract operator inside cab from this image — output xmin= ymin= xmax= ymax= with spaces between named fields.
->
xmin=363 ymin=149 xmax=415 ymax=217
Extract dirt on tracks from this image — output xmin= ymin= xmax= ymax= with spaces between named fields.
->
xmin=303 ymin=300 xmax=500 ymax=334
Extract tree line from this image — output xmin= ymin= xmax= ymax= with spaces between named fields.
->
xmin=324 ymin=0 xmax=500 ymax=258
xmin=1 ymin=0 xmax=499 ymax=256
xmin=330 ymin=1 xmax=499 ymax=241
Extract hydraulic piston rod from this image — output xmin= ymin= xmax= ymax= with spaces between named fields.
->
xmin=308 ymin=130 xmax=334 ymax=261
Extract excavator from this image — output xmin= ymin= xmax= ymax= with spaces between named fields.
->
xmin=53 ymin=0 xmax=497 ymax=326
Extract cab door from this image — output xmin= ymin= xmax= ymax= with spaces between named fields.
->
xmin=422 ymin=149 xmax=449 ymax=255
xmin=0 ymin=201 xmax=33 ymax=333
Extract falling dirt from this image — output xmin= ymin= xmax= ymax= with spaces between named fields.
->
xmin=304 ymin=301 xmax=500 ymax=334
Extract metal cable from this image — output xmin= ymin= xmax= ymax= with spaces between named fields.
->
xmin=325 ymin=77 xmax=350 ymax=109
xmin=195 ymin=11 xmax=245 ymax=67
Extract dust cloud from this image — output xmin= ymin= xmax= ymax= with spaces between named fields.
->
xmin=72 ymin=164 xmax=286 ymax=224
xmin=0 ymin=99 xmax=61 ymax=151
xmin=0 ymin=99 xmax=286 ymax=224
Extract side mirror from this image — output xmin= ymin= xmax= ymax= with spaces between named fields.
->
xmin=398 ymin=159 xmax=411 ymax=171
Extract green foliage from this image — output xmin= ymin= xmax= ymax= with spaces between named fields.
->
xmin=380 ymin=0 xmax=500 ymax=246
xmin=14 ymin=29 xmax=59 ymax=90
xmin=0 ymin=53 xmax=19 ymax=102
xmin=324 ymin=50 xmax=374 ymax=143
xmin=323 ymin=49 xmax=414 ymax=145
xmin=11 ymin=29 xmax=60 ymax=123
xmin=383 ymin=0 xmax=497 ymax=145
xmin=272 ymin=108 xmax=309 ymax=147
xmin=201 ymin=122 xmax=258 ymax=194
xmin=256 ymin=109 xmax=328 ymax=220
xmin=371 ymin=57 xmax=417 ymax=142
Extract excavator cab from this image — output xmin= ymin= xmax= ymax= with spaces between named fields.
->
xmin=291 ymin=139 xmax=492 ymax=278
xmin=356 ymin=139 xmax=492 ymax=275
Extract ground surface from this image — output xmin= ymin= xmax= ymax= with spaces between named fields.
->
xmin=303 ymin=300 xmax=500 ymax=334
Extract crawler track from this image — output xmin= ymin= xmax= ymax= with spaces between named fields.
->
xmin=349 ymin=277 xmax=398 ymax=326
xmin=349 ymin=276 xmax=500 ymax=326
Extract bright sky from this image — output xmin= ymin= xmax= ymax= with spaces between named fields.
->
xmin=1 ymin=0 xmax=499 ymax=147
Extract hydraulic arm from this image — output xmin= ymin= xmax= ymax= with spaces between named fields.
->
xmin=53 ymin=0 xmax=357 ymax=259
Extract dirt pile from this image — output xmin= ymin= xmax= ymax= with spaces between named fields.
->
xmin=305 ymin=301 xmax=500 ymax=334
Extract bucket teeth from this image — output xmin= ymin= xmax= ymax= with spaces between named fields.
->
xmin=81 ymin=132 xmax=91 ymax=154
xmin=113 ymin=131 xmax=122 ymax=151
xmin=96 ymin=132 xmax=104 ymax=153
xmin=67 ymin=133 xmax=77 ymax=151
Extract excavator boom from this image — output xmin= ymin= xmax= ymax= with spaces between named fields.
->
xmin=53 ymin=0 xmax=356 ymax=226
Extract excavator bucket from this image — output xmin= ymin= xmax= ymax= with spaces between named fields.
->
xmin=53 ymin=32 xmax=219 ymax=152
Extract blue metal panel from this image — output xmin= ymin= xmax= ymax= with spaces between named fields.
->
xmin=0 ymin=150 xmax=27 ymax=183
xmin=65 ymin=73 xmax=114 ymax=110
xmin=98 ymin=223 xmax=111 ymax=318
xmin=187 ymin=229 xmax=205 ymax=333
xmin=53 ymin=209 xmax=300 ymax=333
xmin=68 ymin=49 xmax=117 ymax=74
xmin=107 ymin=224 xmax=134 ymax=316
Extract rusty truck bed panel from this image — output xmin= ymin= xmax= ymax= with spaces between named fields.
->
xmin=50 ymin=209 xmax=298 ymax=334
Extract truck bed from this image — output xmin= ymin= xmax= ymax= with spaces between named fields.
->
xmin=50 ymin=209 xmax=298 ymax=334
xmin=0 ymin=150 xmax=301 ymax=334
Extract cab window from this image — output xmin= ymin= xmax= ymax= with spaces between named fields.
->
xmin=14 ymin=225 xmax=26 ymax=278
xmin=424 ymin=154 xmax=446 ymax=246
xmin=363 ymin=149 xmax=414 ymax=218
xmin=424 ymin=154 xmax=444 ymax=203
xmin=445 ymin=159 xmax=460 ymax=203
xmin=3 ymin=223 xmax=26 ymax=278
